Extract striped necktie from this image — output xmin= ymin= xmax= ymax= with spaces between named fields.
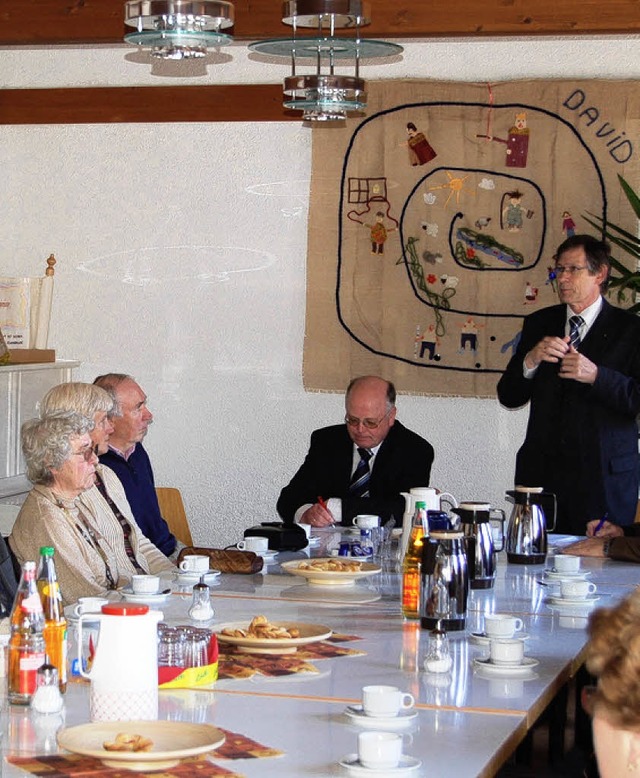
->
xmin=349 ymin=448 xmax=372 ymax=498
xmin=568 ymin=315 xmax=584 ymax=349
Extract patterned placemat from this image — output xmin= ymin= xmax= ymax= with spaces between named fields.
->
xmin=8 ymin=727 xmax=282 ymax=776
xmin=7 ymin=754 xmax=242 ymax=777
xmin=217 ymin=634 xmax=365 ymax=681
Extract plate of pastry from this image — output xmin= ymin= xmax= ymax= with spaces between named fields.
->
xmin=57 ymin=720 xmax=225 ymax=771
xmin=281 ymin=558 xmax=381 ymax=586
xmin=213 ymin=615 xmax=332 ymax=654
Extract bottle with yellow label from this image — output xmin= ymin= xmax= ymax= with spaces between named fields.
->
xmin=36 ymin=547 xmax=67 ymax=693
xmin=401 ymin=501 xmax=428 ymax=619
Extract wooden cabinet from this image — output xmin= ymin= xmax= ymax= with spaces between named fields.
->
xmin=0 ymin=361 xmax=78 ymax=500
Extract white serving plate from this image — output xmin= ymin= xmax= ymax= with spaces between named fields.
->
xmin=281 ymin=558 xmax=381 ymax=586
xmin=212 ymin=620 xmax=332 ymax=654
xmin=57 ymin=720 xmax=225 ymax=771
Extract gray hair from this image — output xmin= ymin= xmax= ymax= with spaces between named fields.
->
xmin=21 ymin=411 xmax=95 ymax=485
xmin=40 ymin=382 xmax=117 ymax=419
xmin=93 ymin=374 xmax=135 ymax=415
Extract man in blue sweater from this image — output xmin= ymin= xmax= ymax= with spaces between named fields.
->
xmin=93 ymin=373 xmax=176 ymax=557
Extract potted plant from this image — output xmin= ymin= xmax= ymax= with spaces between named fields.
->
xmin=583 ymin=175 xmax=640 ymax=313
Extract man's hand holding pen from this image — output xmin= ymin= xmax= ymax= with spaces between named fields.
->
xmin=586 ymin=518 xmax=624 ymax=539
xmin=300 ymin=496 xmax=335 ymax=527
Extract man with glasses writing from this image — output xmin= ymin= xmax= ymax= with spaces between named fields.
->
xmin=497 ymin=235 xmax=640 ymax=535
xmin=277 ymin=375 xmax=434 ymax=527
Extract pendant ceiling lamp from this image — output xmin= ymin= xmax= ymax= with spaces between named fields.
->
xmin=249 ymin=0 xmax=402 ymax=122
xmin=124 ymin=0 xmax=234 ymax=60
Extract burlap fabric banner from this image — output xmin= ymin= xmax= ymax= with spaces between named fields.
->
xmin=303 ymin=79 xmax=640 ymax=397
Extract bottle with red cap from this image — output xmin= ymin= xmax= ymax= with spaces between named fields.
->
xmin=8 ymin=561 xmax=46 ymax=704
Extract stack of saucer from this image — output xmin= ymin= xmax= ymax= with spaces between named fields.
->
xmin=340 ymin=687 xmax=421 ymax=775
xmin=343 ymin=685 xmax=417 ymax=729
xmin=473 ymin=636 xmax=539 ymax=678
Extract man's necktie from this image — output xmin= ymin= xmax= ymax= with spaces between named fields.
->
xmin=568 ymin=315 xmax=584 ymax=349
xmin=349 ymin=447 xmax=372 ymax=498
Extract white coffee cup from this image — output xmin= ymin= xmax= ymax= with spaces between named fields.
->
xmin=484 ymin=614 xmax=524 ymax=638
xmin=560 ymin=579 xmax=597 ymax=599
xmin=362 ymin=685 xmax=415 ymax=718
xmin=131 ymin=574 xmax=160 ymax=594
xmin=237 ymin=536 xmax=269 ymax=554
xmin=553 ymin=555 xmax=580 ymax=574
xmin=489 ymin=638 xmax=525 ymax=666
xmin=354 ymin=514 xmax=381 ymax=529
xmin=358 ymin=731 xmax=403 ymax=770
xmin=73 ymin=597 xmax=108 ymax=617
xmin=179 ymin=554 xmax=209 ymax=573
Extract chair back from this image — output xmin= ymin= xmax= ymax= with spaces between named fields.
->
xmin=0 ymin=504 xmax=20 ymax=538
xmin=155 ymin=487 xmax=194 ymax=547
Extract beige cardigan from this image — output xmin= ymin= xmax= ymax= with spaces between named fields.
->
xmin=9 ymin=465 xmax=175 ymax=606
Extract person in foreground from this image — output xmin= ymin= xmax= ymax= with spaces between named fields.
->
xmin=93 ymin=373 xmax=176 ymax=557
xmin=40 ymin=381 xmax=175 ymax=578
xmin=277 ymin=375 xmax=434 ymax=527
xmin=584 ymin=588 xmax=640 ymax=777
xmin=9 ymin=412 xmax=145 ymax=606
xmin=497 ymin=234 xmax=640 ymax=536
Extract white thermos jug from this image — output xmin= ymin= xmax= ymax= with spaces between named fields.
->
xmin=77 ymin=602 xmax=162 ymax=721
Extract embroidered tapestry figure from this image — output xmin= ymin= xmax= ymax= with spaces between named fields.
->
xmin=404 ymin=122 xmax=437 ymax=166
xmin=490 ymin=111 xmax=531 ymax=168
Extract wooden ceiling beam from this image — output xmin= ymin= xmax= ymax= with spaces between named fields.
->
xmin=0 ymin=84 xmax=298 ymax=123
xmin=0 ymin=0 xmax=638 ymax=45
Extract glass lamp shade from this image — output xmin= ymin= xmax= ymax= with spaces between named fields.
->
xmin=124 ymin=0 xmax=234 ymax=59
xmin=249 ymin=0 xmax=402 ymax=122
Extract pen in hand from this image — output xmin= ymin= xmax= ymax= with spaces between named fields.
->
xmin=317 ymin=496 xmax=328 ymax=511
xmin=593 ymin=514 xmax=608 ymax=537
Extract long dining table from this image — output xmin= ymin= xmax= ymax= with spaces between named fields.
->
xmin=2 ymin=529 xmax=640 ymax=777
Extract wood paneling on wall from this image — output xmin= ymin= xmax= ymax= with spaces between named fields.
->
xmin=1 ymin=0 xmax=638 ymax=45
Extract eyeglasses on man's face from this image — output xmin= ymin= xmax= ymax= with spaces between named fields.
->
xmin=344 ymin=407 xmax=392 ymax=430
xmin=553 ymin=265 xmax=590 ymax=276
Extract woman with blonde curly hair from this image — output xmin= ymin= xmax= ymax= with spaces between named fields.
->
xmin=585 ymin=588 xmax=640 ymax=777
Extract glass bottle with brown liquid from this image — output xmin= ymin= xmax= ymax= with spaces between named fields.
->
xmin=401 ymin=501 xmax=428 ymax=619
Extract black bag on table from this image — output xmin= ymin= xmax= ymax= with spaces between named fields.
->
xmin=243 ymin=522 xmax=308 ymax=551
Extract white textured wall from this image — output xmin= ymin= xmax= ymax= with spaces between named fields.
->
xmin=1 ymin=37 xmax=638 ymax=547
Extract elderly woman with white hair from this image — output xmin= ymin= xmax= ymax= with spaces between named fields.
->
xmin=39 ymin=382 xmax=175 ymax=583
xmin=10 ymin=406 xmax=173 ymax=606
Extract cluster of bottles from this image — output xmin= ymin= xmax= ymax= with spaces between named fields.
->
xmin=400 ymin=501 xmax=454 ymax=674
xmin=8 ymin=547 xmax=67 ymax=711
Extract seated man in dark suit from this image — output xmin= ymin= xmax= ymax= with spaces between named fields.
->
xmin=277 ymin=375 xmax=434 ymax=527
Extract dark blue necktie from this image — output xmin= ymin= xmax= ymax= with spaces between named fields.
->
xmin=569 ymin=315 xmax=584 ymax=349
xmin=349 ymin=448 xmax=372 ymax=498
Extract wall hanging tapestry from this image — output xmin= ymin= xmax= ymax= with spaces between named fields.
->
xmin=303 ymin=79 xmax=640 ymax=397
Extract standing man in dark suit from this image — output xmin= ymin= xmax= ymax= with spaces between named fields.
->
xmin=277 ymin=375 xmax=434 ymax=527
xmin=497 ymin=235 xmax=640 ymax=536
